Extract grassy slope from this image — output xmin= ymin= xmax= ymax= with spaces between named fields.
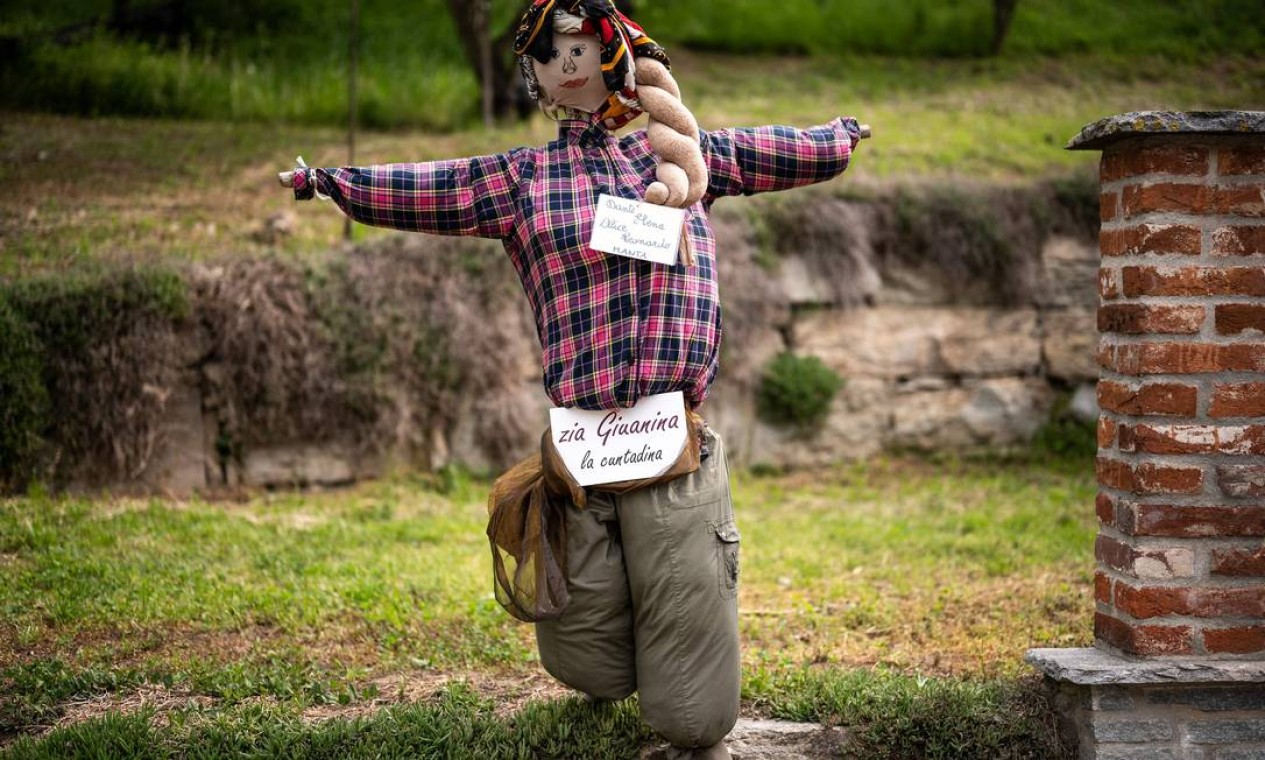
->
xmin=0 ymin=455 xmax=1092 ymax=755
xmin=2 ymin=52 xmax=1260 ymax=278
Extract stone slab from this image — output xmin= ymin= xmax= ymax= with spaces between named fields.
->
xmin=1068 ymin=111 xmax=1265 ymax=151
xmin=640 ymin=719 xmax=848 ymax=760
xmin=1027 ymin=648 xmax=1265 ymax=686
xmin=242 ymin=443 xmax=356 ymax=488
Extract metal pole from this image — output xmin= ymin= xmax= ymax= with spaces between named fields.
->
xmin=345 ymin=0 xmax=360 ymax=241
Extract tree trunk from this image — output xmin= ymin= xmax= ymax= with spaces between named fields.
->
xmin=443 ymin=0 xmax=532 ymax=122
xmin=992 ymin=0 xmax=1019 ymax=55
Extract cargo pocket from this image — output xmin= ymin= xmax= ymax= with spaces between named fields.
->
xmin=714 ymin=521 xmax=741 ymax=599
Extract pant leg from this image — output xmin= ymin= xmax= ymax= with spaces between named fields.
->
xmin=618 ymin=429 xmax=741 ymax=748
xmin=534 ymin=491 xmax=637 ymax=700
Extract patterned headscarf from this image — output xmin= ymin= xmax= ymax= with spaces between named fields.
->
xmin=514 ymin=0 xmax=671 ymax=130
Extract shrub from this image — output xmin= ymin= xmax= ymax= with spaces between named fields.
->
xmin=1031 ymin=392 xmax=1096 ymax=461
xmin=0 ymin=297 xmax=49 ymax=489
xmin=756 ymin=353 xmax=843 ymax=431
xmin=1 ymin=267 xmax=189 ymax=487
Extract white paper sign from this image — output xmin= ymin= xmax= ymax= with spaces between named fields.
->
xmin=589 ymin=194 xmax=685 ymax=266
xmin=549 ymin=392 xmax=688 ymax=487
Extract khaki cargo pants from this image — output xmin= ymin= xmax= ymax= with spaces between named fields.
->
xmin=536 ymin=429 xmax=741 ymax=749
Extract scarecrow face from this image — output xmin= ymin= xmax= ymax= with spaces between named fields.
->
xmin=531 ymin=32 xmax=609 ymax=114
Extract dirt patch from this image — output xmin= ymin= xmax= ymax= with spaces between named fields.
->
xmin=49 ymin=684 xmax=215 ymax=734
xmin=300 ymin=669 xmax=573 ymax=724
xmin=11 ymin=667 xmax=576 ymax=747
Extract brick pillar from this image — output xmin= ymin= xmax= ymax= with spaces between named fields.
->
xmin=1028 ymin=111 xmax=1265 ymax=760
xmin=1093 ymin=117 xmax=1265 ymax=659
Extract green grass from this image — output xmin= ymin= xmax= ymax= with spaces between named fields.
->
xmin=2 ymin=686 xmax=656 ymax=760
xmin=3 ymin=0 xmax=1260 ymax=128
xmin=643 ymin=0 xmax=1265 ymax=58
xmin=0 ymin=455 xmax=1092 ymax=755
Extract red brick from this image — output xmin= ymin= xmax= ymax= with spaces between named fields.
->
xmin=1100 ymin=191 xmax=1119 ymax=222
xmin=1095 ymin=611 xmax=1194 ymax=656
xmin=1102 ymin=145 xmax=1210 ymax=182
xmin=1213 ymin=225 xmax=1265 ymax=256
xmin=1211 ymin=383 xmax=1265 ymax=418
xmin=1098 ymin=417 xmax=1119 ymax=449
xmin=1212 ymin=184 xmax=1265 ymax=217
xmin=1121 ymin=182 xmax=1210 ymax=217
xmin=1125 ymin=424 xmax=1265 ymax=456
xmin=1204 ymin=626 xmax=1265 ymax=654
xmin=1116 ymin=423 xmax=1137 ymax=452
xmin=1114 ymin=583 xmax=1265 ymax=619
xmin=1134 ymin=463 xmax=1204 ymax=495
xmin=1122 ymin=266 xmax=1265 ymax=298
xmin=1212 ymin=546 xmax=1265 ymax=576
xmin=1097 ymin=493 xmax=1118 ymax=525
xmin=1220 ymin=146 xmax=1265 ymax=176
xmin=1096 ymin=457 xmax=1204 ymax=495
xmin=1131 ymin=504 xmax=1265 ymax=538
xmin=1101 ymin=224 xmax=1202 ymax=257
xmin=1098 ymin=304 xmax=1205 ymax=334
xmin=1216 ymin=304 xmax=1265 ymax=335
xmin=1095 ymin=534 xmax=1135 ymax=573
xmin=1097 ymin=456 xmax=1136 ymax=491
xmin=1095 ymin=571 xmax=1113 ymax=603
xmin=1099 ymin=268 xmax=1121 ymax=299
xmin=1099 ymin=343 xmax=1265 ymax=374
xmin=1218 ymin=464 xmax=1265 ymax=499
xmin=1097 ymin=380 xmax=1198 ymax=416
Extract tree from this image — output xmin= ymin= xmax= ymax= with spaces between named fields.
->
xmin=443 ymin=0 xmax=532 ymax=123
xmin=992 ymin=0 xmax=1019 ymax=55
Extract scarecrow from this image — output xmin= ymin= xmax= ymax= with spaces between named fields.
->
xmin=281 ymin=2 xmax=865 ymax=756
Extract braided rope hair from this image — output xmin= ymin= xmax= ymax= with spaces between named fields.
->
xmin=515 ymin=0 xmax=707 ymax=209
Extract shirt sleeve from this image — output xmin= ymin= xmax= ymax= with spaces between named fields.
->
xmin=292 ymin=150 xmax=525 ymax=240
xmin=701 ymin=117 xmax=861 ymax=200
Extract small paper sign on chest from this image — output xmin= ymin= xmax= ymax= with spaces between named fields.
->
xmin=589 ymin=194 xmax=685 ymax=266
xmin=550 ymin=391 xmax=688 ymax=487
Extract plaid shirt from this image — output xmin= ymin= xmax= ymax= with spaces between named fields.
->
xmin=295 ymin=116 xmax=860 ymax=410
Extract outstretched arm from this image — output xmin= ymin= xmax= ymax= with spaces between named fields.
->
xmin=283 ymin=150 xmax=526 ymax=240
xmin=701 ymin=117 xmax=864 ymax=200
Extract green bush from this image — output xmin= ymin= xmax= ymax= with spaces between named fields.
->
xmin=0 ymin=297 xmax=49 ymax=490
xmin=1031 ymin=393 xmax=1096 ymax=461
xmin=0 ymin=267 xmax=189 ymax=488
xmin=4 ymin=267 xmax=189 ymax=351
xmin=756 ymin=353 xmax=843 ymax=431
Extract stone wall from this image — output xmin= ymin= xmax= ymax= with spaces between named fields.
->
xmin=131 ymin=184 xmax=1101 ymax=493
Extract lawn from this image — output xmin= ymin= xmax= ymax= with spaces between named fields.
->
xmin=0 ymin=453 xmax=1094 ymax=757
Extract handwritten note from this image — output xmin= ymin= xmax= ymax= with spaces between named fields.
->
xmin=549 ymin=392 xmax=688 ymax=487
xmin=589 ymin=194 xmax=685 ymax=266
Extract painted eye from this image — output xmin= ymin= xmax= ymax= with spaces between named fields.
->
xmin=570 ymin=45 xmax=585 ymax=57
xmin=550 ymin=48 xmax=560 ymax=60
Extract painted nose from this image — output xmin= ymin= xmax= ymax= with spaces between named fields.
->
xmin=562 ymin=57 xmax=577 ymax=75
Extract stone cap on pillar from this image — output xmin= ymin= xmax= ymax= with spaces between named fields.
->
xmin=1067 ymin=110 xmax=1265 ymax=151
xmin=1027 ymin=648 xmax=1265 ymax=686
